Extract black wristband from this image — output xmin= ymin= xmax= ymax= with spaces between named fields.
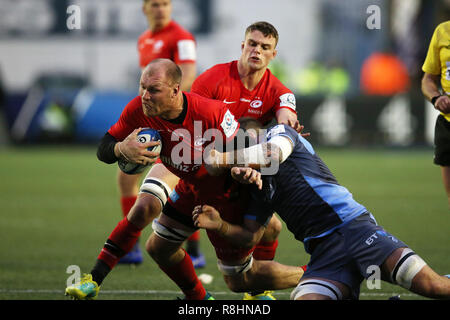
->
xmin=431 ymin=94 xmax=443 ymax=106
xmin=97 ymin=132 xmax=119 ymax=164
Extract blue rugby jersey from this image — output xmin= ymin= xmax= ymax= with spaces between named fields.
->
xmin=245 ymin=124 xmax=368 ymax=253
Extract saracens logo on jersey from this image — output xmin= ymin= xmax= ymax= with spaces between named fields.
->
xmin=250 ymin=100 xmax=263 ymax=108
xmin=248 ymin=98 xmax=263 ymax=115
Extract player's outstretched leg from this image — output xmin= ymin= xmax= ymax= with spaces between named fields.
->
xmin=382 ymin=247 xmax=450 ymax=299
xmin=64 ymin=192 xmax=162 ymax=299
xmin=291 ymin=278 xmax=349 ymax=300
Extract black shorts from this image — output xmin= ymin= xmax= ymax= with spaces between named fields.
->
xmin=434 ymin=114 xmax=450 ymax=166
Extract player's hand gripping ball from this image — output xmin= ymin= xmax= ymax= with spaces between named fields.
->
xmin=118 ymin=128 xmax=162 ymax=174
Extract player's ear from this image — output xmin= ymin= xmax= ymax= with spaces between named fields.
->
xmin=272 ymin=49 xmax=278 ymax=59
xmin=241 ymin=41 xmax=245 ymax=51
xmin=172 ymin=84 xmax=180 ymax=97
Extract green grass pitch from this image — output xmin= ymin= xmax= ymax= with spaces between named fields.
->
xmin=0 ymin=145 xmax=448 ymax=300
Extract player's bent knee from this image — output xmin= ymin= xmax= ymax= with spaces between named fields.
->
xmin=145 ymin=232 xmax=182 ymax=264
xmin=224 ymin=277 xmax=247 ymax=292
xmin=218 ymin=256 xmax=254 ymax=292
xmin=128 ymin=195 xmax=162 ymax=227
xmin=145 ymin=234 xmax=158 ymax=258
xmin=145 ymin=232 xmax=172 ymax=262
xmin=290 ymin=279 xmax=343 ymax=300
xmin=390 ymin=248 xmax=427 ymax=290
xmin=139 ymin=177 xmax=171 ymax=210
xmin=129 ymin=177 xmax=171 ymax=225
xmin=218 ymin=256 xmax=254 ymax=276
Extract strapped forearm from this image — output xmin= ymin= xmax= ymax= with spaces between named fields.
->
xmin=232 ymin=143 xmax=274 ymax=168
xmin=210 ymin=142 xmax=277 ymax=170
xmin=213 ymin=137 xmax=293 ymax=170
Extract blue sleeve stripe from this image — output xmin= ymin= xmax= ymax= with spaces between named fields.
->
xmin=303 ymin=175 xmax=367 ymax=221
xmin=298 ymin=134 xmax=315 ymax=155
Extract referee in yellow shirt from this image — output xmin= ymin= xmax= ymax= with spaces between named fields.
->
xmin=422 ymin=21 xmax=450 ymax=208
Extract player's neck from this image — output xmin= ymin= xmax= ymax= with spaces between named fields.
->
xmin=237 ymin=61 xmax=266 ymax=91
xmin=149 ymin=19 xmax=171 ymax=33
xmin=160 ymin=93 xmax=184 ymax=121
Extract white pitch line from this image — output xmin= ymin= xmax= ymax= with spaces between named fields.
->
xmin=0 ymin=289 xmax=419 ymax=298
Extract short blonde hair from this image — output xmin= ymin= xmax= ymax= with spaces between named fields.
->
xmin=245 ymin=21 xmax=279 ymax=46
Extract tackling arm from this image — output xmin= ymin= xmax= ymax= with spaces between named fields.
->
xmin=205 ymin=135 xmax=294 ymax=173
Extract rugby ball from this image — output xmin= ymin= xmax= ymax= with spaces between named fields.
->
xmin=118 ymin=128 xmax=162 ymax=174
